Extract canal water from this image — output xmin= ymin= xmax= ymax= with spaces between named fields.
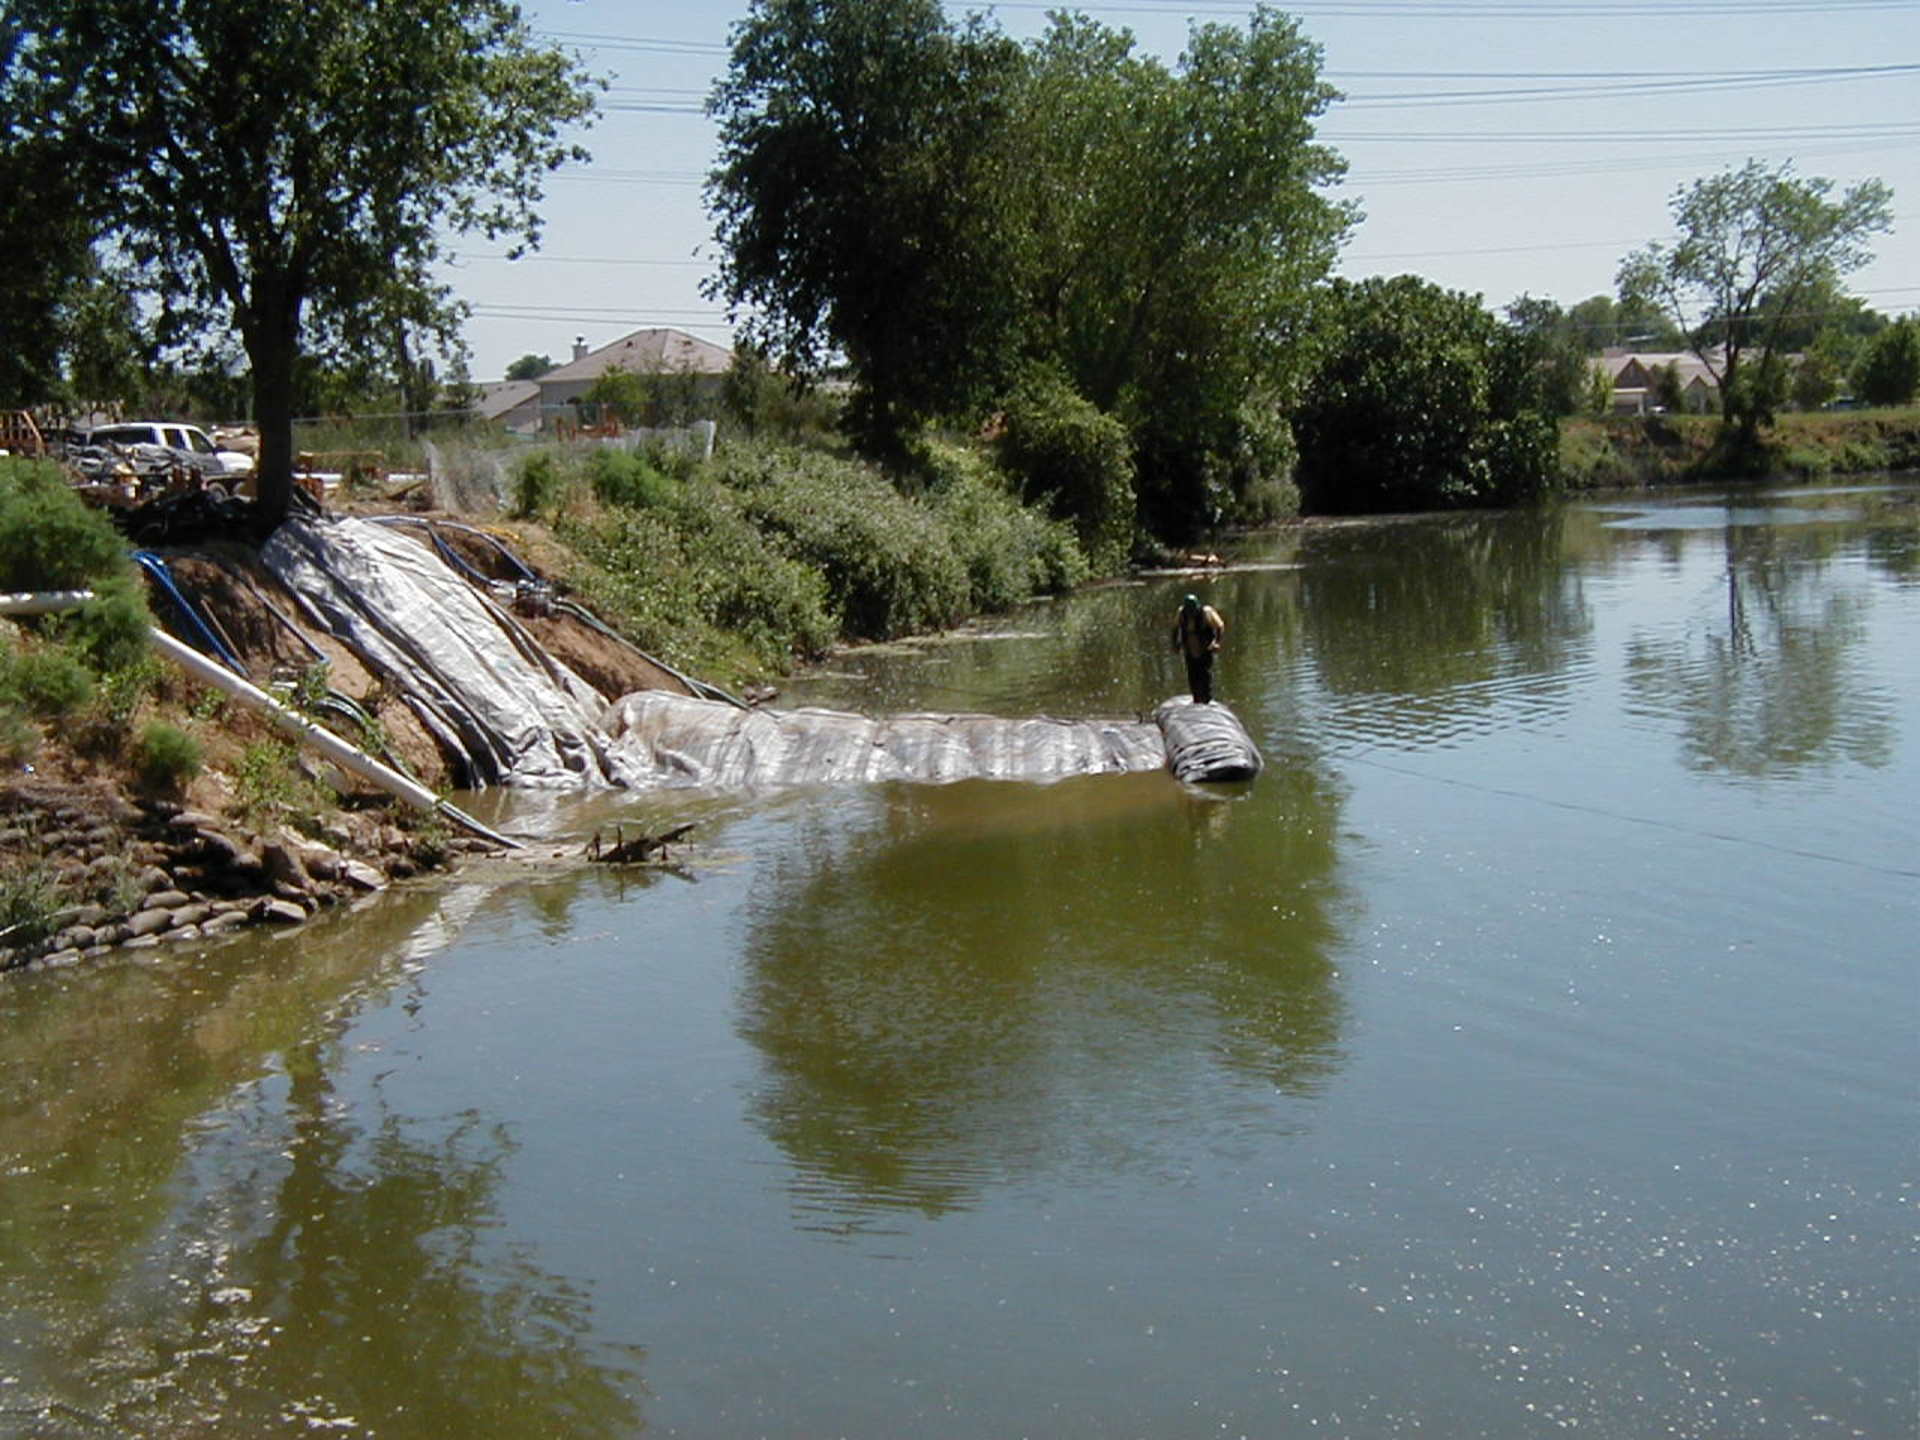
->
xmin=2 ymin=481 xmax=1914 ymax=1438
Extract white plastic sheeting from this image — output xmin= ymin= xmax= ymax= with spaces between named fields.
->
xmin=1154 ymin=699 xmax=1264 ymax=784
xmin=605 ymin=691 xmax=1168 ymax=788
xmin=263 ymin=515 xmax=640 ymax=788
xmin=256 ymin=513 xmax=1261 ymax=793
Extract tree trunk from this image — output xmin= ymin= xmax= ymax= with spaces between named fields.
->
xmin=243 ymin=279 xmax=301 ymax=535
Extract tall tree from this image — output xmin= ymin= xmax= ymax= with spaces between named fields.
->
xmin=1617 ymin=161 xmax=1892 ymax=448
xmin=7 ymin=0 xmax=597 ymax=527
xmin=0 ymin=15 xmax=96 ymax=407
xmin=1005 ymin=8 xmax=1347 ymax=535
xmin=706 ymin=0 xmax=1348 ymax=537
xmin=706 ymin=0 xmax=1025 ymax=454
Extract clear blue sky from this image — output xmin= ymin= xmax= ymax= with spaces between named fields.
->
xmin=450 ymin=0 xmax=1919 ymax=380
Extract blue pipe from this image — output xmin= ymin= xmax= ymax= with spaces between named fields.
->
xmin=131 ymin=550 xmax=247 ymax=675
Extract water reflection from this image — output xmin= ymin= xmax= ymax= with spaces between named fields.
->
xmin=1290 ymin=509 xmax=1592 ymax=743
xmin=0 ymin=893 xmax=644 ymax=1439
xmin=1622 ymin=503 xmax=1896 ymax=776
xmin=737 ymin=764 xmax=1349 ymax=1229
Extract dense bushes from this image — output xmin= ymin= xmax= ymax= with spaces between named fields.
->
xmin=720 ymin=445 xmax=971 ymax=640
xmin=0 ymin=458 xmax=157 ymax=758
xmin=996 ymin=372 xmax=1137 ymax=572
xmin=914 ymin=440 xmax=1089 ymax=610
xmin=513 ymin=437 xmax=1090 ymax=678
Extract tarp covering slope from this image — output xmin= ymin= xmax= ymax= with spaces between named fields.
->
xmin=256 ymin=512 xmax=1261 ymax=793
xmin=263 ymin=515 xmax=638 ymax=788
xmin=605 ymin=691 xmax=1167 ymax=788
xmin=1155 ymin=698 xmax=1264 ymax=783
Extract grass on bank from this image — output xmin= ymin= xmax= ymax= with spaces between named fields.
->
xmin=1560 ymin=408 xmax=1920 ymax=489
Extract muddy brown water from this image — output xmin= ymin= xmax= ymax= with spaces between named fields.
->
xmin=1 ymin=480 xmax=1915 ymax=1437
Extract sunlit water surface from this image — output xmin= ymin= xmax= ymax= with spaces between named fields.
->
xmin=2 ymin=482 xmax=1915 ymax=1438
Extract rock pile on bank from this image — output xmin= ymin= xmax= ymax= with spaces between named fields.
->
xmin=0 ymin=781 xmax=493 ymax=973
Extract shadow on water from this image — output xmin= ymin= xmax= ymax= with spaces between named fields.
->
xmin=0 ymin=890 xmax=645 ymax=1439
xmin=735 ymin=759 xmax=1351 ymax=1231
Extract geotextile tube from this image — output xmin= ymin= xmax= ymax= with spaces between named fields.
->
xmin=1154 ymin=698 xmax=1264 ymax=784
xmin=605 ymin=691 xmax=1169 ymax=787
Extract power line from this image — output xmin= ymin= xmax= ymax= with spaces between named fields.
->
xmin=982 ymin=0 xmax=1917 ymax=15
xmin=1331 ymin=123 xmax=1920 ymax=143
xmin=1348 ymin=138 xmax=1914 ymax=185
xmin=1343 ymin=63 xmax=1920 ymax=106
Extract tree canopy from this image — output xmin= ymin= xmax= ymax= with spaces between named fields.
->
xmin=1292 ymin=276 xmax=1559 ymax=515
xmin=1617 ymin=161 xmax=1892 ymax=443
xmin=5 ymin=0 xmax=598 ymax=526
xmin=1855 ymin=317 xmax=1920 ymax=408
xmin=706 ymin=0 xmax=1350 ymax=541
xmin=505 ymin=354 xmax=556 ymax=382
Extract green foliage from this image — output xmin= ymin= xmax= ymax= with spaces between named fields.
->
xmin=8 ymin=0 xmax=600 ymax=523
xmin=132 ymin=720 xmax=203 ymax=794
xmin=1504 ymin=295 xmax=1598 ymax=417
xmin=0 ymin=459 xmax=135 ymax=591
xmin=914 ymin=440 xmax=1089 ymax=608
xmin=0 ymin=646 xmax=94 ymax=719
xmin=707 ymin=1 xmax=1347 ymax=539
xmin=996 ymin=372 xmax=1136 ymax=572
xmin=708 ymin=0 xmax=1026 ymax=451
xmin=505 ymin=353 xmax=554 ymax=382
xmin=1791 ymin=350 xmax=1845 ymax=411
xmin=582 ymin=366 xmax=708 ymax=429
xmin=1586 ymin=362 xmax=1616 ymax=417
xmin=723 ymin=447 xmax=971 ymax=639
xmin=234 ymin=739 xmax=327 ymax=831
xmin=1617 ymin=161 xmax=1893 ymax=440
xmin=0 ymin=706 xmax=38 ymax=767
xmin=68 ymin=573 xmax=153 ymax=674
xmin=1564 ymin=293 xmax=1684 ymax=353
xmin=0 ymin=854 xmax=62 ymax=953
xmin=588 ymin=447 xmax=676 ymax=511
xmin=1855 ymin=317 xmax=1920 ymax=407
xmin=720 ymin=345 xmax=839 ymax=442
xmin=510 ymin=451 xmax=568 ymax=519
xmin=562 ymin=479 xmax=836 ymax=673
xmin=1293 ymin=277 xmax=1561 ymax=515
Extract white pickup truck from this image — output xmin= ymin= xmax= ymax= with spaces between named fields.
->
xmin=86 ymin=421 xmax=256 ymax=480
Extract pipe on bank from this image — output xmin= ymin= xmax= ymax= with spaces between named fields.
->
xmin=0 ymin=590 xmax=520 ymax=849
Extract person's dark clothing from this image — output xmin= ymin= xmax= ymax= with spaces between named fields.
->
xmin=1173 ymin=601 xmax=1225 ymax=705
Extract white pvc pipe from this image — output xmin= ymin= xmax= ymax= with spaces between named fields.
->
xmin=0 ymin=589 xmax=518 ymax=848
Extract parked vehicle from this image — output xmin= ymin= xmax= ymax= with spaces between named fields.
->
xmin=86 ymin=421 xmax=255 ymax=479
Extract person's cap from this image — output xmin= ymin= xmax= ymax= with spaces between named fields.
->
xmin=1183 ymin=593 xmax=1199 ymax=607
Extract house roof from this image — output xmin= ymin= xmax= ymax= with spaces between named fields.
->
xmin=474 ymin=380 xmax=540 ymax=418
xmin=1599 ymin=351 xmax=1724 ymax=387
xmin=539 ymin=328 xmax=734 ymax=384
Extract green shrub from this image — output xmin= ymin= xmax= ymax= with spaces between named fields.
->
xmin=0 ymin=707 xmax=38 ymax=767
xmin=133 ymin=721 xmax=202 ymax=793
xmin=510 ymin=451 xmax=567 ymax=519
xmin=916 ymin=439 xmax=1088 ymax=609
xmin=722 ymin=446 xmax=970 ymax=640
xmin=235 ymin=739 xmax=326 ymax=830
xmin=68 ymin=573 xmax=152 ymax=674
xmin=561 ymin=476 xmax=836 ymax=674
xmin=997 ymin=373 xmax=1137 ymax=573
xmin=0 ymin=646 xmax=94 ymax=719
xmin=588 ymin=447 xmax=676 ymax=511
xmin=0 ymin=458 xmax=134 ymax=590
xmin=0 ymin=855 xmax=62 ymax=954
